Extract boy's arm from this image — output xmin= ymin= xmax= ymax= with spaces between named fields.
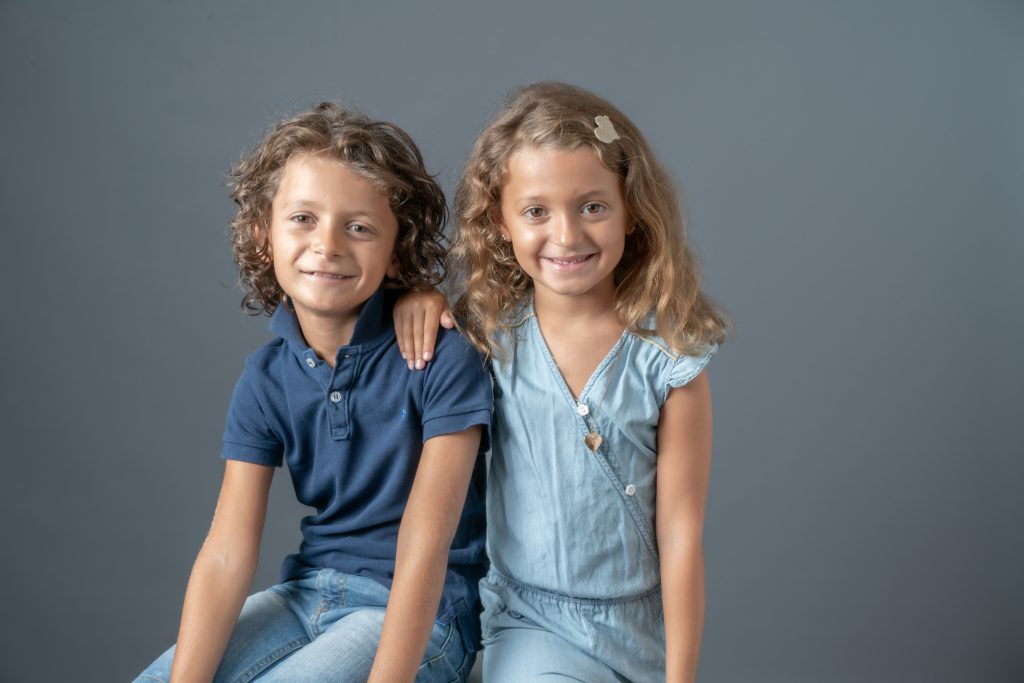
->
xmin=394 ymin=289 xmax=453 ymax=370
xmin=169 ymin=459 xmax=274 ymax=683
xmin=367 ymin=426 xmax=482 ymax=683
xmin=656 ymin=370 xmax=713 ymax=683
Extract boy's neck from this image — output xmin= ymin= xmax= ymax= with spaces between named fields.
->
xmin=294 ymin=307 xmax=361 ymax=368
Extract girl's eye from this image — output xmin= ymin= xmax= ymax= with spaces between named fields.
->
xmin=582 ymin=202 xmax=605 ymax=215
xmin=348 ymin=223 xmax=372 ymax=235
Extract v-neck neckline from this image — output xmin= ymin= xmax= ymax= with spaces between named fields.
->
xmin=528 ymin=307 xmax=629 ymax=406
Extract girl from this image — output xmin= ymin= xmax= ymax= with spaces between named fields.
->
xmin=395 ymin=82 xmax=728 ymax=682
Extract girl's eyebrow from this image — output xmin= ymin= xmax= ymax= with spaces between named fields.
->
xmin=575 ymin=189 xmax=615 ymax=201
xmin=513 ymin=189 xmax=615 ymax=205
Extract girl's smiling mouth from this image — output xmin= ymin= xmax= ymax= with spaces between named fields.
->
xmin=541 ymin=253 xmax=596 ymax=270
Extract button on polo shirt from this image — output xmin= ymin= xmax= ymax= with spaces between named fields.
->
xmin=221 ymin=287 xmax=492 ymax=646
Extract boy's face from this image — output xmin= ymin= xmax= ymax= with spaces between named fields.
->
xmin=268 ymin=153 xmax=399 ymax=330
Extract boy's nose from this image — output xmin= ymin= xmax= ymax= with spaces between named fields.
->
xmin=311 ymin=225 xmax=345 ymax=257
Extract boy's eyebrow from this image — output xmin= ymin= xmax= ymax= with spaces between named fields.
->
xmin=279 ymin=199 xmax=324 ymax=211
xmin=279 ymin=199 xmax=388 ymax=222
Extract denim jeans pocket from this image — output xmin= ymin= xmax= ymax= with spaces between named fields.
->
xmin=417 ymin=620 xmax=470 ymax=683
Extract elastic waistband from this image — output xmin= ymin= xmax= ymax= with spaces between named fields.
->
xmin=486 ymin=568 xmax=661 ymax=607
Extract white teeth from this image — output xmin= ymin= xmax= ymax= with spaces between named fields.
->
xmin=306 ymin=271 xmax=348 ymax=279
xmin=547 ymin=255 xmax=591 ymax=265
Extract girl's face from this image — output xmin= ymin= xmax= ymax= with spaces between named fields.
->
xmin=498 ymin=146 xmax=629 ymax=307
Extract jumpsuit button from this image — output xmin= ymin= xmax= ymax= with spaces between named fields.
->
xmin=624 ymin=484 xmax=636 ymax=496
xmin=329 ymin=391 xmax=342 ymax=403
xmin=305 ymin=357 xmax=316 ymax=368
xmin=577 ymin=403 xmax=590 ymax=416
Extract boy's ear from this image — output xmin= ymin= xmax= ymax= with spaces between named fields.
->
xmin=386 ymin=253 xmax=399 ymax=279
xmin=254 ymin=224 xmax=272 ymax=261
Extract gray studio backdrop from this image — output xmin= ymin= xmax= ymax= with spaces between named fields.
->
xmin=1 ymin=1 xmax=1021 ymax=681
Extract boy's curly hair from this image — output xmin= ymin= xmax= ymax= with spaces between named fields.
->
xmin=229 ymin=102 xmax=448 ymax=315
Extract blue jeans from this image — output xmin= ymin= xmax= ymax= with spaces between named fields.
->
xmin=136 ymin=568 xmax=473 ymax=683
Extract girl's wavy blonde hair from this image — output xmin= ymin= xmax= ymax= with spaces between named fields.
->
xmin=229 ymin=102 xmax=448 ymax=315
xmin=452 ymin=82 xmax=729 ymax=356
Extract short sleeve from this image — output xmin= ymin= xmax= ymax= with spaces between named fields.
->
xmin=221 ymin=364 xmax=284 ymax=467
xmin=666 ymin=344 xmax=717 ymax=393
xmin=421 ymin=329 xmax=493 ymax=450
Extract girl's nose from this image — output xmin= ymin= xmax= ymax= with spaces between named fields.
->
xmin=551 ymin=215 xmax=583 ymax=247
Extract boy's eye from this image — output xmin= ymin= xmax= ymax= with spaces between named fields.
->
xmin=291 ymin=213 xmax=314 ymax=224
xmin=523 ymin=207 xmax=546 ymax=219
xmin=581 ymin=202 xmax=605 ymax=215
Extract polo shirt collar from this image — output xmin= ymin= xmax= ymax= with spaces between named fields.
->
xmin=268 ymin=286 xmax=396 ymax=362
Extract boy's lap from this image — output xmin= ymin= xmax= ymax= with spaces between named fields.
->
xmin=136 ymin=591 xmax=468 ymax=683
xmin=253 ymin=610 xmax=467 ymax=682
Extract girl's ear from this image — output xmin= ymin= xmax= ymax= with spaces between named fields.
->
xmin=490 ymin=209 xmax=510 ymax=241
xmin=625 ymin=213 xmax=641 ymax=236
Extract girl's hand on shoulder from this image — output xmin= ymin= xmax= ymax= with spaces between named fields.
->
xmin=393 ymin=289 xmax=453 ymax=370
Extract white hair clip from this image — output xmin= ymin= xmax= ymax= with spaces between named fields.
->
xmin=593 ymin=115 xmax=620 ymax=144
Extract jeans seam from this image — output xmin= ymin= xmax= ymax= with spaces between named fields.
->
xmin=232 ymin=635 xmax=308 ymax=683
xmin=447 ymin=647 xmax=472 ymax=683
xmin=420 ymin=620 xmax=455 ymax=667
xmin=308 ymin=568 xmax=331 ymax=636
xmin=454 ymin=647 xmax=473 ymax=683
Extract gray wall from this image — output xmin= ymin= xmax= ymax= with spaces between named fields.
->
xmin=1 ymin=1 xmax=1021 ymax=681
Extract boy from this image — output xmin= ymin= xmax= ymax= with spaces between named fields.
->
xmin=136 ymin=103 xmax=491 ymax=683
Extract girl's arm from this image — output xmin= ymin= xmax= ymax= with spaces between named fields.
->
xmin=656 ymin=370 xmax=713 ymax=683
xmin=169 ymin=460 xmax=274 ymax=683
xmin=367 ymin=426 xmax=482 ymax=683
xmin=394 ymin=289 xmax=453 ymax=370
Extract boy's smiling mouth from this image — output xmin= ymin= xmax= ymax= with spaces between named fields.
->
xmin=301 ymin=269 xmax=355 ymax=281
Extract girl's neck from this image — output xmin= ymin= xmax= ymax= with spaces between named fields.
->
xmin=533 ymin=285 xmax=620 ymax=330
xmin=532 ymin=286 xmax=625 ymax=400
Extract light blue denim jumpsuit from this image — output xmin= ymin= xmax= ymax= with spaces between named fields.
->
xmin=480 ymin=305 xmax=716 ymax=682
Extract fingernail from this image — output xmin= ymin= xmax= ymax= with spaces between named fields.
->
xmin=415 ymin=359 xmax=425 ymax=370
xmin=407 ymin=360 xmax=414 ymax=370
xmin=423 ymin=351 xmax=432 ymax=361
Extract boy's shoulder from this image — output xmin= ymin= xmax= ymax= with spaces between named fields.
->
xmin=430 ymin=325 xmax=488 ymax=369
xmin=244 ymin=336 xmax=288 ymax=367
xmin=232 ymin=337 xmax=290 ymax=391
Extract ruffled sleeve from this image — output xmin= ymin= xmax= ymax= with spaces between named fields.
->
xmin=664 ymin=344 xmax=717 ymax=397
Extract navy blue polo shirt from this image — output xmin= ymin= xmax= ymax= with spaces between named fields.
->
xmin=221 ymin=287 xmax=492 ymax=647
